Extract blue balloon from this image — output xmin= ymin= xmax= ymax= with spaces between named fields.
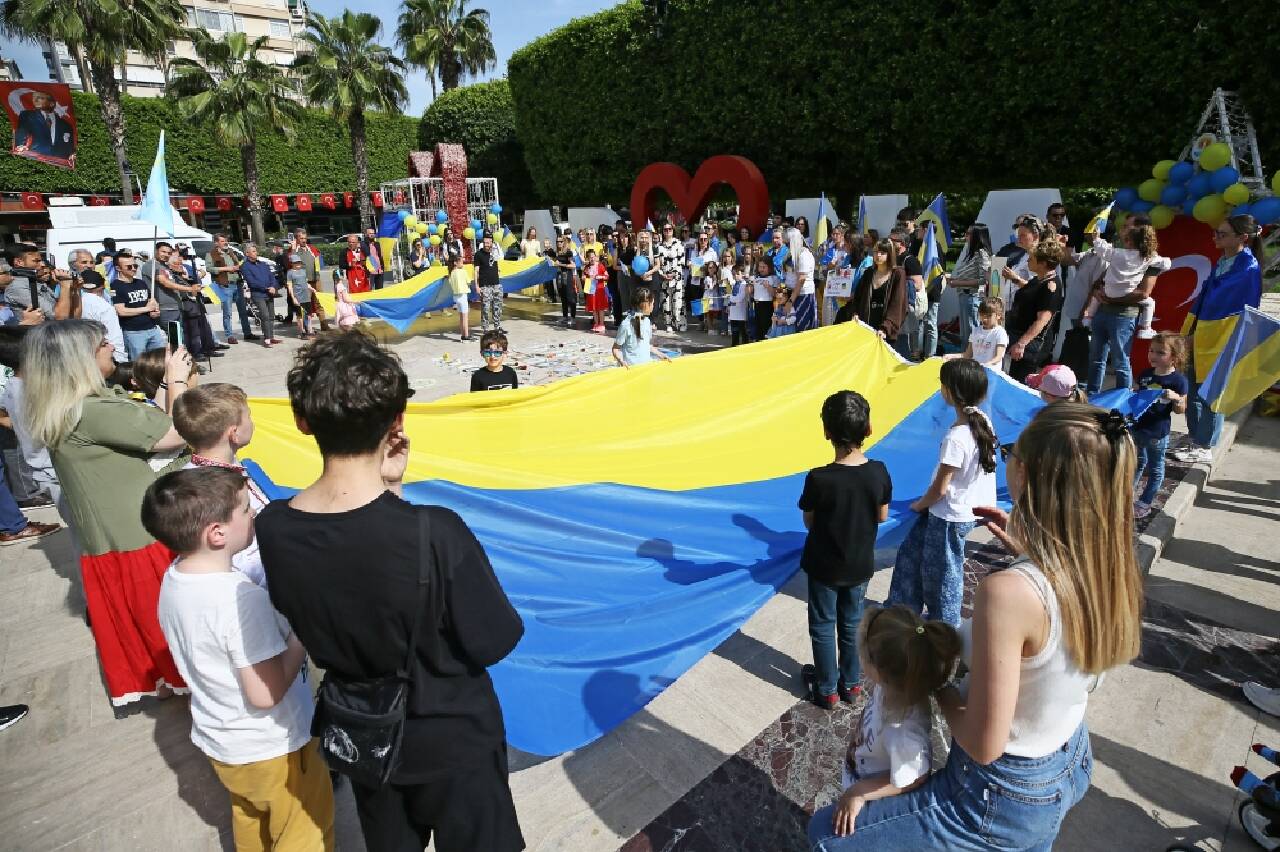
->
xmin=426 ymin=223 xmax=438 ymax=235
xmin=435 ymin=209 xmax=449 ymax=224
xmin=1114 ymin=187 xmax=1139 ymax=209
xmin=631 ymin=255 xmax=651 ymax=276
xmin=1130 ymin=200 xmax=1154 ymax=213
xmin=1187 ymin=173 xmax=1212 ymax=199
xmin=1209 ymin=166 xmax=1240 ymax=194
xmin=396 ymin=210 xmax=409 ymax=221
xmin=1251 ymin=197 xmax=1280 ymax=225
xmin=1230 ymin=203 xmax=1252 ymax=217
xmin=1167 ymin=161 xmax=1195 ymax=185
xmin=1160 ymin=185 xmax=1187 ymax=206
xmin=490 ymin=203 xmax=503 ymax=215
xmin=470 ymin=218 xmax=483 ymax=231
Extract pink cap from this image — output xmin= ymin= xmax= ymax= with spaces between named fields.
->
xmin=1026 ymin=364 xmax=1078 ymax=398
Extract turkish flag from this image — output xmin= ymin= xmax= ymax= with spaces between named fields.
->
xmin=343 ymin=192 xmax=354 ymax=208
xmin=88 ymin=196 xmax=110 ymax=207
xmin=270 ymin=194 xmax=288 ymax=213
xmin=393 ymin=190 xmax=405 ymax=204
xmin=371 ymin=193 xmax=383 ymax=208
xmin=320 ymin=193 xmax=336 ymax=210
xmin=296 ymin=194 xmax=313 ymax=212
xmin=21 ymin=192 xmax=44 ymax=210
xmin=187 ymin=196 xmax=206 ymax=214
xmin=216 ymin=196 xmax=232 ymax=212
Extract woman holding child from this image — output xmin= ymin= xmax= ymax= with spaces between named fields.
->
xmin=809 ymin=402 xmax=1143 ymax=850
xmin=21 ymin=320 xmax=194 ymax=705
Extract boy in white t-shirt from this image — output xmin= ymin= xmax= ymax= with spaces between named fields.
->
xmin=945 ymin=297 xmax=1008 ymax=369
xmin=144 ymin=467 xmax=333 ymax=851
xmin=727 ymin=263 xmax=751 ymax=346
xmin=172 ymin=383 xmax=268 ymax=589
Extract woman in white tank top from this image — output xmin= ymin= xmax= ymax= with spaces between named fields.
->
xmin=809 ymin=404 xmax=1143 ymax=851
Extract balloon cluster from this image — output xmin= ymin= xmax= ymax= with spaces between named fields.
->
xmin=1113 ymin=145 xmax=1280 ymax=230
xmin=395 ymin=202 xmax=506 ymax=247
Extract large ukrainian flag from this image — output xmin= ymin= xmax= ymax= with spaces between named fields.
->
xmin=241 ymin=323 xmax=1148 ymax=756
xmin=1182 ymin=248 xmax=1263 ymax=383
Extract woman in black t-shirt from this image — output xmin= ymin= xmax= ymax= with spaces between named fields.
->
xmin=1006 ymin=239 xmax=1065 ymax=383
xmin=851 ymin=238 xmax=907 ymax=342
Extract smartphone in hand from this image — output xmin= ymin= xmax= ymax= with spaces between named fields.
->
xmin=166 ymin=320 xmax=184 ymax=353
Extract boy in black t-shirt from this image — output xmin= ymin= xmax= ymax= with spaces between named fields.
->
xmin=470 ymin=330 xmax=519 ymax=392
xmin=798 ymin=390 xmax=892 ymax=709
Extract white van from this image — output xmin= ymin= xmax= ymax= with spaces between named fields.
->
xmin=44 ymin=197 xmax=215 ymax=272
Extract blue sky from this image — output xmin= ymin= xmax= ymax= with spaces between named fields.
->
xmin=0 ymin=0 xmax=613 ymax=114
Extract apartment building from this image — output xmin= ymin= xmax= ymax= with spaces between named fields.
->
xmin=42 ymin=0 xmax=309 ymax=98
xmin=0 ymin=49 xmax=21 ymax=82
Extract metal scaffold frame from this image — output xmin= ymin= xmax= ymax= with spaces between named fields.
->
xmin=1180 ymin=88 xmax=1267 ymax=191
xmin=379 ymin=177 xmax=500 ymax=230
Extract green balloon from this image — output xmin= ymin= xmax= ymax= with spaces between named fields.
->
xmin=1150 ymin=205 xmax=1175 ymax=229
xmin=1192 ymin=194 xmax=1227 ymax=225
xmin=1153 ymin=160 xmax=1175 ymax=181
xmin=1199 ymin=142 xmax=1231 ymax=172
xmin=1138 ymin=179 xmax=1166 ymax=203
xmin=1223 ymin=183 xmax=1250 ymax=206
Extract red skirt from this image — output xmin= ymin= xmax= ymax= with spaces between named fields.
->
xmin=584 ymin=284 xmax=610 ymax=313
xmin=81 ymin=541 xmax=187 ymax=705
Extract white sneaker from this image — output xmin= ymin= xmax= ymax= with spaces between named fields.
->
xmin=1133 ymin=501 xmax=1152 ymax=519
xmin=1244 ymin=682 xmax=1280 ymax=717
xmin=1174 ymin=446 xmax=1213 ymax=464
xmin=1136 ymin=326 xmax=1156 ymax=340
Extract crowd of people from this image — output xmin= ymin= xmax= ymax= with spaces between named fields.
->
xmin=0 ymin=195 xmax=1267 ymax=851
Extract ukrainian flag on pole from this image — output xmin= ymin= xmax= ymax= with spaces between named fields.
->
xmin=814 ymin=193 xmax=830 ymax=254
xmin=1084 ymin=203 xmax=1113 ymax=236
xmin=857 ymin=195 xmax=867 ymax=236
xmin=918 ymin=221 xmax=945 ymax=292
xmin=1197 ymin=306 xmax=1280 ymax=415
xmin=916 ymin=193 xmax=952 ymax=252
xmin=134 ymin=130 xmax=175 ymax=237
xmin=1181 ymin=248 xmax=1264 ymax=383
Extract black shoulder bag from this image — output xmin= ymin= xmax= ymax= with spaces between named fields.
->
xmin=313 ymin=511 xmax=431 ymax=788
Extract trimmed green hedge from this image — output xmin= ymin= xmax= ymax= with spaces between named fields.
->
xmin=417 ymin=79 xmax=537 ymax=212
xmin=508 ymin=0 xmax=1278 ymax=214
xmin=1 ymin=91 xmax=419 ymax=195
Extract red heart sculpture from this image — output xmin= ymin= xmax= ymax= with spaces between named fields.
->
xmin=630 ymin=155 xmax=769 ymax=236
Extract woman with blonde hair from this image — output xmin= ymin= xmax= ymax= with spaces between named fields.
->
xmin=809 ymin=402 xmax=1142 ymax=850
xmin=22 ymin=320 xmax=193 ymax=706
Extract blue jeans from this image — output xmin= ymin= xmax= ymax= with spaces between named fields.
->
xmin=807 ymin=576 xmax=867 ymax=697
xmin=1087 ymin=308 xmax=1138 ymax=394
xmin=213 ymin=282 xmax=252 ymax=340
xmin=808 ymin=723 xmax=1093 ymax=851
xmin=0 ymin=451 xmax=29 ymax=534
xmin=1185 ymin=378 xmax=1223 ymax=449
xmin=956 ymin=289 xmax=979 ymax=349
xmin=1134 ymin=433 xmax=1169 ymax=504
xmin=123 ymin=325 xmax=167 ymax=361
xmin=921 ymin=301 xmax=940 ymax=359
xmin=887 ymin=511 xmax=974 ymax=627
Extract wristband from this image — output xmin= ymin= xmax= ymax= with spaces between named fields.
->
xmin=171 ymin=380 xmax=187 ymax=386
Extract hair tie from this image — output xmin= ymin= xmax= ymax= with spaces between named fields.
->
xmin=916 ymin=625 xmax=925 ymax=635
xmin=1096 ymin=409 xmax=1132 ymax=442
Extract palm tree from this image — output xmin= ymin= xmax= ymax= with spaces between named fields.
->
xmin=2 ymin=0 xmax=185 ymax=203
xmin=168 ymin=30 xmax=301 ymax=246
xmin=396 ymin=0 xmax=495 ymax=97
xmin=294 ymin=11 xmax=408 ymax=229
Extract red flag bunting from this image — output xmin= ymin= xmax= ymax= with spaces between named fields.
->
xmin=187 ymin=196 xmax=206 ymax=214
xmin=320 ymin=193 xmax=336 ymax=210
xmin=216 ymin=197 xmax=232 ymax=212
xmin=21 ymin=192 xmax=44 ymax=210
xmin=295 ymin=194 xmax=313 ymax=212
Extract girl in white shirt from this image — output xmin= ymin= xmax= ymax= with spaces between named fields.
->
xmin=887 ymin=358 xmax=997 ymax=626
xmin=828 ymin=605 xmax=961 ymax=837
xmin=727 ymin=263 xmax=751 ymax=346
xmin=945 ymin=297 xmax=1008 ymax=369
xmin=750 ymin=257 xmax=777 ymax=342
xmin=1077 ymin=223 xmax=1169 ymax=339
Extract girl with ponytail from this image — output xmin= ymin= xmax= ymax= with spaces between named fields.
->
xmin=817 ymin=605 xmax=961 ymax=839
xmin=886 ymin=358 xmax=997 ymax=626
xmin=612 ymin=286 xmax=671 ymax=368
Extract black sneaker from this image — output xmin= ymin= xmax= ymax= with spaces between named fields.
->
xmin=17 ymin=493 xmax=55 ymax=510
xmin=0 ymin=704 xmax=28 ymax=733
xmin=243 ymin=334 xmax=261 ymax=341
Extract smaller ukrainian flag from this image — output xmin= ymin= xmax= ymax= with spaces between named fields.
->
xmin=1198 ymin=307 xmax=1280 ymax=415
xmin=916 ymin=193 xmax=952 ymax=253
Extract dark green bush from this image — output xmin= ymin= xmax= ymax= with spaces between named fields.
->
xmin=417 ymin=79 xmax=537 ymax=212
xmin=508 ymin=0 xmax=1277 ymax=219
xmin=2 ymin=91 xmax=419 ymax=195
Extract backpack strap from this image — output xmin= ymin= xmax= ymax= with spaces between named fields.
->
xmin=396 ymin=509 xmax=432 ymax=680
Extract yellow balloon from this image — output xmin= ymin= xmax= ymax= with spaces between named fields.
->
xmin=415 ymin=222 xmax=429 ymax=236
xmin=1273 ymin=171 xmax=1280 ymax=195
xmin=463 ymin=227 xmax=476 ymax=240
xmin=1192 ymin=194 xmax=1227 ymax=225
xmin=1138 ymin=179 xmax=1165 ymax=203
xmin=1222 ymin=182 xmax=1250 ymax=206
xmin=486 ymin=213 xmax=499 ymax=225
xmin=429 ymin=234 xmax=441 ymax=246
xmin=1199 ymin=142 xmax=1231 ymax=172
xmin=403 ymin=215 xmax=419 ymax=229
xmin=1150 ymin=205 xmax=1175 ymax=230
xmin=1153 ymin=160 xmax=1175 ymax=181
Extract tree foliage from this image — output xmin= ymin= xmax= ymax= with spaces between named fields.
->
xmin=397 ymin=0 xmax=496 ymax=95
xmin=507 ymin=0 xmax=1280 ymax=216
xmin=417 ymin=79 xmax=535 ymax=211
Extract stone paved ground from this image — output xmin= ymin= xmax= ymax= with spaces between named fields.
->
xmin=1 ymin=292 xmax=1277 ymax=851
